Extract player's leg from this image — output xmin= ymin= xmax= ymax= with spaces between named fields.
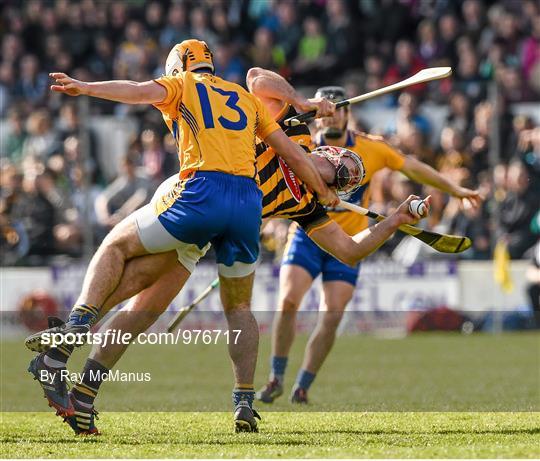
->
xmin=64 ymin=250 xmax=198 ymax=435
xmin=25 ymin=203 xmax=188 ymax=416
xmin=101 ymin=251 xmax=180 ymax=310
xmin=291 ymin=281 xmax=354 ymax=403
xmin=257 ymin=227 xmax=321 ymax=404
xmin=212 ymin=173 xmax=263 ymax=432
xmin=291 ymin=256 xmax=359 ymax=404
xmin=24 ymin=216 xmax=147 ymax=416
xmin=25 ymin=201 xmax=184 ymax=356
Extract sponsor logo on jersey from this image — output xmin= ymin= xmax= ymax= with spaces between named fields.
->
xmin=278 ymin=157 xmax=302 ymax=202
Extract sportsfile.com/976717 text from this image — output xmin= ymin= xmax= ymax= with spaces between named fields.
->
xmin=39 ymin=329 xmax=242 ymax=348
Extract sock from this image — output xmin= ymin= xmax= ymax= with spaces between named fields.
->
xmin=44 ymin=345 xmax=74 ymax=366
xmin=68 ymin=303 xmax=100 ymax=327
xmin=270 ymin=356 xmax=288 ymax=383
xmin=295 ymin=369 xmax=316 ymax=391
xmin=72 ymin=359 xmax=110 ymax=406
xmin=43 ymin=304 xmax=99 ymax=366
xmin=232 ymin=384 xmax=255 ymax=408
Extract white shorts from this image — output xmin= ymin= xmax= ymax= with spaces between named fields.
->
xmin=134 ymin=175 xmax=253 ymax=277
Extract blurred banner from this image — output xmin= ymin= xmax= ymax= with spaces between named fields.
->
xmin=1 ymin=260 xmax=529 ymax=317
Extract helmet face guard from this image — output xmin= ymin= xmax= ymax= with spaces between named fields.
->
xmin=312 ymin=146 xmax=366 ymax=197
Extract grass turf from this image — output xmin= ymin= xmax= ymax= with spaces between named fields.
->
xmin=1 ymin=411 xmax=539 ymax=458
xmin=1 ymin=332 xmax=539 ymax=457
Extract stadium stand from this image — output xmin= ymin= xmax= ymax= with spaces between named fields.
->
xmin=0 ymin=0 xmax=539 ymax=265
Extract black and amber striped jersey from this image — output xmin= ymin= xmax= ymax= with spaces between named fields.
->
xmin=256 ymin=105 xmax=329 ymax=234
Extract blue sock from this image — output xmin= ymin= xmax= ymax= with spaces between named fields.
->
xmin=296 ymin=369 xmax=316 ymax=390
xmin=271 ymin=356 xmax=288 ymax=382
xmin=233 ymin=385 xmax=255 ymax=408
xmin=68 ymin=303 xmax=99 ymax=327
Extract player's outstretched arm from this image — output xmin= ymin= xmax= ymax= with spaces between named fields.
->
xmin=401 ymin=156 xmax=483 ymax=209
xmin=310 ymin=196 xmax=428 ymax=265
xmin=264 ymin=129 xmax=339 ymax=207
xmin=246 ymin=67 xmax=334 ymax=117
xmin=49 ymin=72 xmax=167 ymax=105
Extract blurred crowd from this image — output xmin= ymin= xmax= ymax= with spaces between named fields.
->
xmin=0 ymin=0 xmax=539 ymax=266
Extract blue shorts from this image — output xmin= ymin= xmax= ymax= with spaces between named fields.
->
xmin=282 ymin=226 xmax=360 ymax=286
xmin=157 ymin=171 xmax=262 ymax=268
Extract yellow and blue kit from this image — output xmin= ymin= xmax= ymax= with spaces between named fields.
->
xmin=283 ymin=130 xmax=406 ymax=285
xmin=150 ymin=71 xmax=280 ymax=268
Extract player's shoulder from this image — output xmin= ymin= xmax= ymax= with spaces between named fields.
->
xmin=207 ymin=74 xmax=250 ymax=94
xmin=351 ymin=131 xmax=385 ymax=144
xmin=351 ymin=131 xmax=400 ymax=152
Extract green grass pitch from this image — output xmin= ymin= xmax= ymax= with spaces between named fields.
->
xmin=1 ymin=332 xmax=539 ymax=457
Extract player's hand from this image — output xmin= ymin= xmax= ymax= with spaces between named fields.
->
xmin=297 ymin=97 xmax=335 ymax=118
xmin=390 ymin=195 xmax=431 ymax=227
xmin=49 ymin=72 xmax=88 ymax=96
xmin=451 ymin=186 xmax=483 ymax=210
xmin=317 ymin=187 xmax=340 ymax=208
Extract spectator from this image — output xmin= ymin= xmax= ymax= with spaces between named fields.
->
xmin=61 ymin=3 xmax=92 ymax=61
xmin=211 ymin=8 xmax=233 ymax=43
xmin=14 ymin=54 xmax=48 ymax=106
xmin=57 ymin=103 xmax=102 ymax=184
xmin=159 ymin=3 xmax=190 ymax=49
xmin=115 ymin=20 xmax=157 ymax=80
xmin=94 ymin=152 xmax=152 ymax=231
xmin=10 ymin=168 xmax=57 ymax=259
xmin=526 ymin=238 xmax=540 ymax=327
xmin=468 ymin=102 xmax=492 ymax=178
xmin=294 ymin=17 xmax=330 ymax=83
xmin=144 ymin=1 xmax=164 ymax=43
xmin=275 ymin=1 xmax=302 ymax=60
xmin=87 ymin=36 xmax=114 ymax=80
xmin=498 ymin=65 xmax=536 ymax=102
xmin=140 ymin=129 xmax=165 ymax=186
xmin=522 ymin=15 xmax=540 ymax=92
xmin=3 ymin=108 xmax=27 ymax=165
xmin=417 ymin=19 xmax=441 ymax=65
xmin=397 ymin=122 xmax=436 ymax=167
xmin=214 ymin=41 xmax=246 ymax=85
xmin=462 ymin=0 xmax=486 ymax=43
xmin=325 ymin=0 xmax=358 ymax=72
xmin=190 ymin=7 xmax=218 ymax=49
xmin=386 ymin=92 xmax=431 ymax=139
xmin=248 ymin=27 xmax=285 ymax=72
xmin=446 ymin=91 xmax=472 ymax=134
xmin=438 ymin=13 xmax=460 ymax=68
xmin=384 ymin=40 xmax=426 ymax=97
xmin=22 ymin=109 xmax=59 ymax=161
xmin=437 ymin=127 xmax=471 ymax=184
xmin=0 ymin=0 xmax=538 ymax=263
xmin=1 ymin=33 xmax=24 ymax=65
xmin=453 ymin=49 xmax=486 ymax=103
xmin=0 ymin=62 xmax=15 ymax=117
xmin=498 ymin=161 xmax=539 ymax=258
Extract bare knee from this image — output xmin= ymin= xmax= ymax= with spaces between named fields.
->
xmin=279 ymin=295 xmax=301 ymax=314
xmin=100 ymin=217 xmax=142 ymax=257
xmin=219 ymin=273 xmax=254 ymax=313
xmin=319 ymin=309 xmax=345 ymax=331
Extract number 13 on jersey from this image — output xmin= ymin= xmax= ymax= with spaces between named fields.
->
xmin=195 ymin=82 xmax=247 ymax=131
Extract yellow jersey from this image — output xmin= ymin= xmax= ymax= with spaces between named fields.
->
xmin=153 ymin=71 xmax=280 ymax=179
xmin=315 ymin=131 xmax=405 ymax=235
